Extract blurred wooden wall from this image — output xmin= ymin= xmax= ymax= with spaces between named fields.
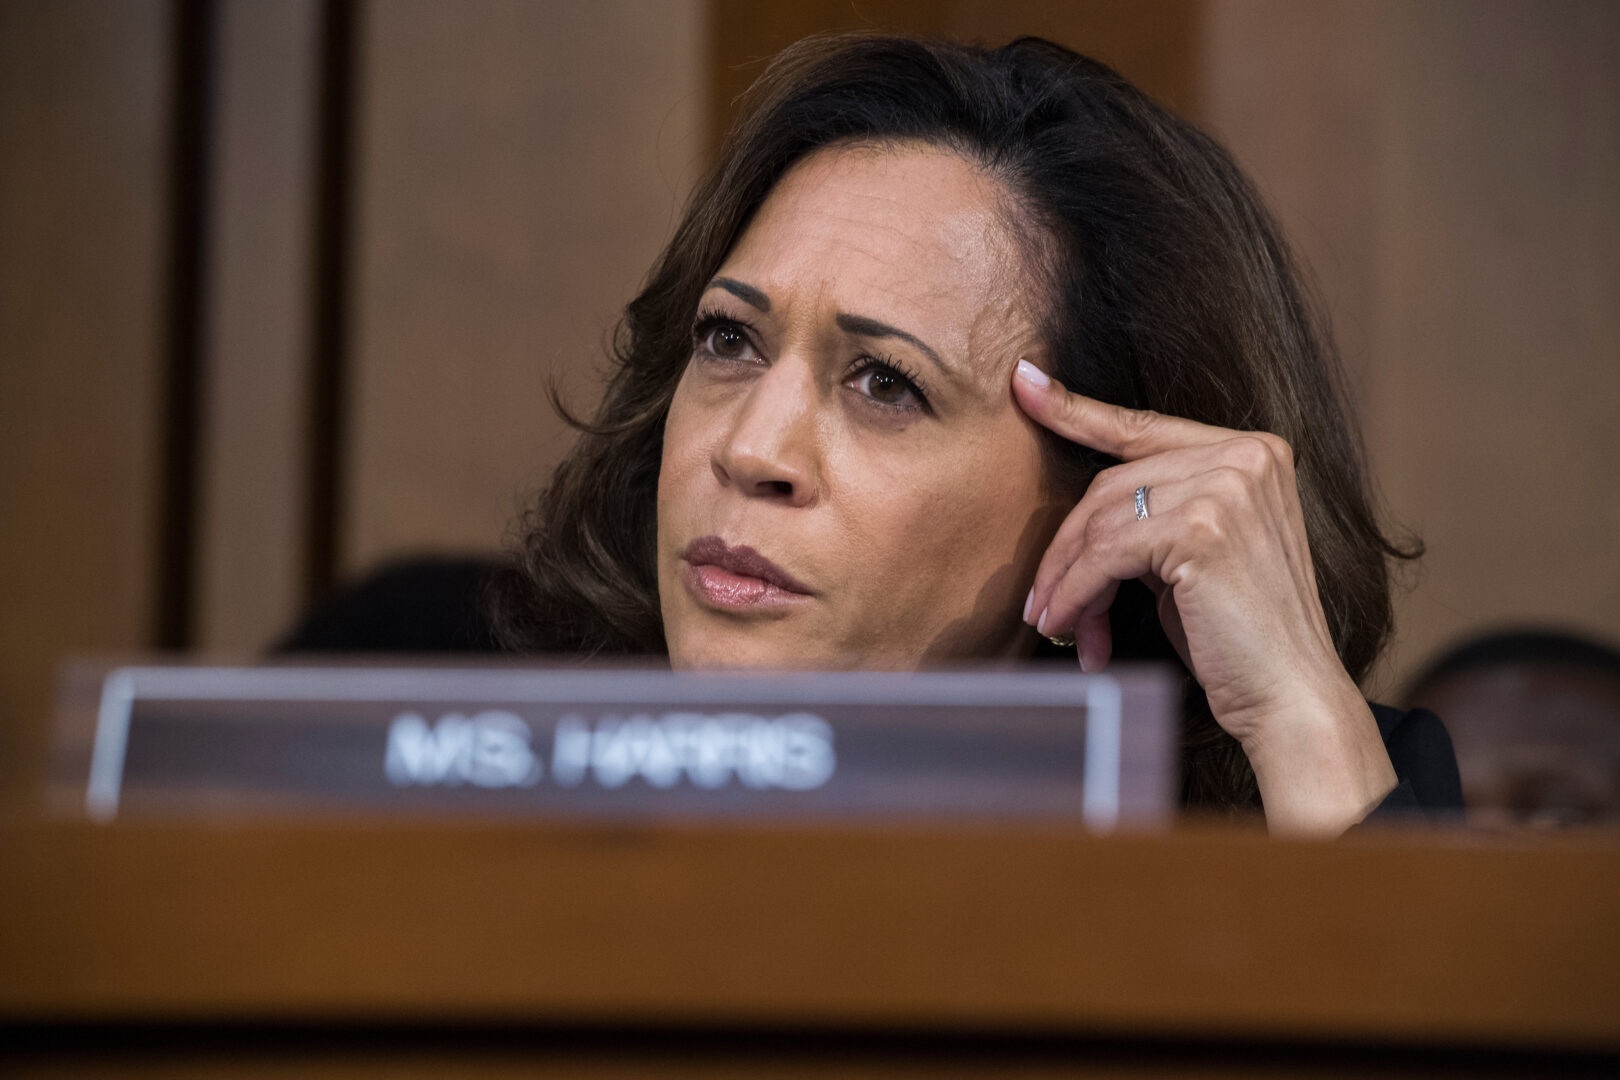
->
xmin=2 ymin=0 xmax=1616 ymax=804
xmin=1 ymin=0 xmax=173 ymax=807
xmin=342 ymin=0 xmax=706 ymax=577
xmin=709 ymin=0 xmax=1198 ymax=137
xmin=1201 ymin=0 xmax=1620 ymax=696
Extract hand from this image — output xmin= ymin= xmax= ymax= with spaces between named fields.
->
xmin=1012 ymin=359 xmax=1396 ymax=834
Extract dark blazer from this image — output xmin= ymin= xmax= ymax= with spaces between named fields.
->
xmin=1363 ymin=704 xmax=1465 ymax=821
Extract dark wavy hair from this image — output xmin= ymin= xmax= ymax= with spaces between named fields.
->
xmin=494 ymin=33 xmax=1418 ymax=812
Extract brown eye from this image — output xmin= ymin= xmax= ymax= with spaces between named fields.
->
xmin=867 ymin=369 xmax=905 ymax=403
xmin=708 ymin=323 xmax=749 ymax=359
xmin=848 ymin=363 xmax=924 ymax=410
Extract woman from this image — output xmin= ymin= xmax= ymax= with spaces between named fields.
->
xmin=496 ymin=34 xmax=1461 ymax=834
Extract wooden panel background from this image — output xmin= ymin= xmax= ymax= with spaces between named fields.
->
xmin=711 ymin=0 xmax=1198 ymax=141
xmin=193 ymin=0 xmax=320 ymax=654
xmin=340 ymin=0 xmax=708 ymax=575
xmin=0 ymin=0 xmax=173 ymax=806
xmin=1202 ymin=0 xmax=1620 ymax=695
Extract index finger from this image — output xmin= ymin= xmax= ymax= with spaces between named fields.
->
xmin=1012 ymin=358 xmax=1228 ymax=460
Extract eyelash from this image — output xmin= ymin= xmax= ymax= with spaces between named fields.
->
xmin=689 ymin=307 xmax=932 ymax=415
xmin=691 ymin=307 xmax=759 ymax=364
xmin=845 ymin=353 xmax=930 ymax=414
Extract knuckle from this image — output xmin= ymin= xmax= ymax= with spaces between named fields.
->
xmin=1208 ymin=464 xmax=1253 ymax=502
xmin=1227 ymin=435 xmax=1275 ymax=474
xmin=1059 ymin=392 xmax=1093 ymax=429
xmin=1046 ymin=512 xmax=1088 ymax=566
xmin=1262 ymin=432 xmax=1296 ymax=468
xmin=1180 ymin=495 xmax=1228 ymax=544
xmin=1081 ymin=510 xmax=1114 ymax=554
xmin=1088 ymin=462 xmax=1129 ymax=496
xmin=1118 ymin=406 xmax=1161 ymax=449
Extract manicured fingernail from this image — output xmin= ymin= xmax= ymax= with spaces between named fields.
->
xmin=1022 ymin=589 xmax=1034 ymax=623
xmin=1036 ymin=606 xmax=1049 ymax=635
xmin=1015 ymin=358 xmax=1049 ymax=389
xmin=1078 ymin=652 xmax=1088 ymax=673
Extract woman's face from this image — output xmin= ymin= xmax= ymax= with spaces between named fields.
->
xmin=657 ymin=142 xmax=1065 ymax=669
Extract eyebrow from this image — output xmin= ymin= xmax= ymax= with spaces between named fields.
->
xmin=708 ymin=277 xmax=770 ymax=312
xmin=834 ymin=312 xmax=944 ymax=373
xmin=704 ymin=277 xmax=950 ymax=376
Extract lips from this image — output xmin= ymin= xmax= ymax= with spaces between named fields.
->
xmin=683 ymin=536 xmax=812 ymax=593
xmin=681 ymin=536 xmax=813 ymax=611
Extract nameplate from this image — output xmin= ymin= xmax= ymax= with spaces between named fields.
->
xmin=84 ymin=665 xmax=1179 ymax=829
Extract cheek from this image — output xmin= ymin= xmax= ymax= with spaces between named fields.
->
xmin=838 ymin=423 xmax=1051 ymax=613
xmin=657 ymin=375 xmax=711 ymax=514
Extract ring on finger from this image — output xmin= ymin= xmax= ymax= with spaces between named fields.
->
xmin=1134 ymin=484 xmax=1151 ymax=521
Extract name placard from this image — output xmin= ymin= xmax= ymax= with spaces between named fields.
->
xmin=82 ymin=665 xmax=1179 ymax=829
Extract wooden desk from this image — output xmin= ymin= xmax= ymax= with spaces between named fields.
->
xmin=2 ymin=819 xmax=1617 ymax=1075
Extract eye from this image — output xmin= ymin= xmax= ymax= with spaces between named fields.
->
xmin=693 ymin=313 xmax=758 ymax=363
xmin=847 ymin=359 xmax=927 ymax=412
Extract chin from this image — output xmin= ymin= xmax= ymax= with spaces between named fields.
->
xmin=668 ymin=624 xmax=923 ymax=672
xmin=668 ymin=629 xmax=828 ymax=672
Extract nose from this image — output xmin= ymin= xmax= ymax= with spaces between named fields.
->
xmin=710 ymin=361 xmax=818 ymax=506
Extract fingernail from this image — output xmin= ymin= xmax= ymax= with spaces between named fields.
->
xmin=1015 ymin=358 xmax=1049 ymax=389
xmin=1022 ymin=589 xmax=1034 ymax=623
xmin=1078 ymin=652 xmax=1088 ymax=673
xmin=1036 ymin=606 xmax=1048 ymax=636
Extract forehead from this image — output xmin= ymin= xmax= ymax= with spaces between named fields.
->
xmin=718 ymin=143 xmax=1035 ymax=364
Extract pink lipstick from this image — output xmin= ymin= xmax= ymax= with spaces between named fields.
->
xmin=681 ymin=536 xmax=813 ymax=612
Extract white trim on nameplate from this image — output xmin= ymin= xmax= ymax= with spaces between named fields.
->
xmin=1081 ymin=675 xmax=1123 ymax=832
xmin=86 ymin=669 xmax=137 ymax=821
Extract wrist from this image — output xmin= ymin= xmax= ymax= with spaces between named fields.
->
xmin=1238 ymin=680 xmax=1398 ymax=837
